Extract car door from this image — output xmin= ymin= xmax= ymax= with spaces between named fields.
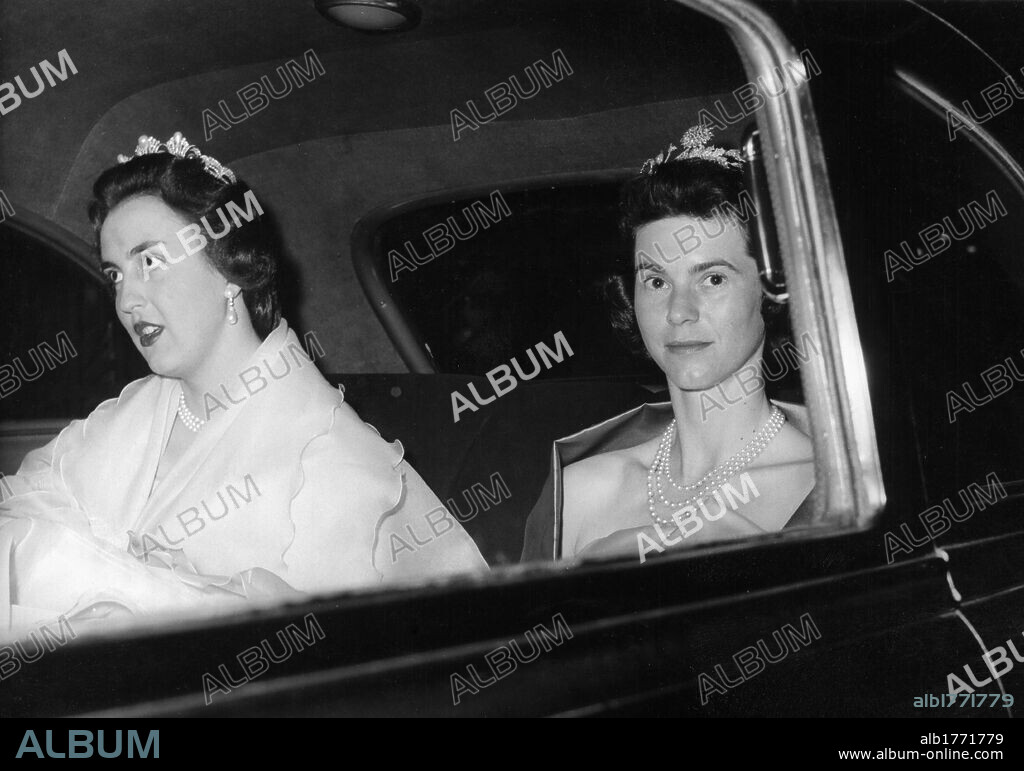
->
xmin=865 ymin=0 xmax=1024 ymax=712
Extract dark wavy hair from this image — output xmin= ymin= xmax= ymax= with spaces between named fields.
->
xmin=88 ymin=153 xmax=282 ymax=340
xmin=607 ymin=157 xmax=789 ymax=357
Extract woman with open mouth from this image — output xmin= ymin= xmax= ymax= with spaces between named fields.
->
xmin=522 ymin=125 xmax=816 ymax=563
xmin=0 ymin=132 xmax=487 ymax=635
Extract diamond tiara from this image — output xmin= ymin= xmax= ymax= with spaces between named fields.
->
xmin=640 ymin=124 xmax=745 ymax=175
xmin=116 ymin=131 xmax=237 ymax=185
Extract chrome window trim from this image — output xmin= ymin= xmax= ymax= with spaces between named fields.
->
xmin=894 ymin=68 xmax=1024 ymax=199
xmin=676 ymin=0 xmax=886 ymax=527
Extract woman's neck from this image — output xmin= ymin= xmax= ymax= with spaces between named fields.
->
xmin=666 ymin=341 xmax=775 ymax=485
xmin=179 ymin=323 xmax=264 ymax=420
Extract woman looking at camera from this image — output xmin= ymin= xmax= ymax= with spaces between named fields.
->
xmin=522 ymin=125 xmax=815 ymax=562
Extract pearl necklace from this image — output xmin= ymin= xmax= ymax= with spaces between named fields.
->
xmin=177 ymin=391 xmax=206 ymax=433
xmin=646 ymin=404 xmax=785 ymax=527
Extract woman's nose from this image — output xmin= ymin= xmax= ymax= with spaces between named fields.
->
xmin=117 ymin=271 xmax=145 ymax=315
xmin=666 ymin=286 xmax=699 ymax=325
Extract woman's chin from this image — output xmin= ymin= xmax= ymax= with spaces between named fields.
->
xmin=663 ymin=366 xmax=720 ymax=393
xmin=138 ymin=350 xmax=181 ymax=379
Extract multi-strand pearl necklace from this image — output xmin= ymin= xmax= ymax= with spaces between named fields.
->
xmin=177 ymin=391 xmax=206 ymax=433
xmin=646 ymin=404 xmax=785 ymax=527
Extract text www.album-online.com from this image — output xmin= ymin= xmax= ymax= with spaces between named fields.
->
xmin=838 ymin=733 xmax=1004 ymax=761
xmin=837 ymin=748 xmax=1004 ymax=760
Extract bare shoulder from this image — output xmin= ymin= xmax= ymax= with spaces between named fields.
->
xmin=563 ymin=436 xmax=657 ymax=495
xmin=563 ymin=450 xmax=630 ymax=504
xmin=762 ymin=419 xmax=814 ymax=468
xmin=561 ymin=436 xmax=658 ymax=556
xmin=745 ymin=417 xmax=815 ymax=526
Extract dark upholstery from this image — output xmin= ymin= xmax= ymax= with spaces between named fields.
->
xmin=331 ymin=374 xmax=651 ymax=565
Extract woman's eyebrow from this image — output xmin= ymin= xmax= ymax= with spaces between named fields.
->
xmin=689 ymin=259 xmax=739 ymax=274
xmin=99 ymin=240 xmax=166 ymax=270
xmin=128 ymin=239 xmax=165 ymax=257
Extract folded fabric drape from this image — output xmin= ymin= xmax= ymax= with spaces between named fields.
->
xmin=520 ymin=399 xmax=815 ymax=562
xmin=0 ymin=319 xmax=487 ymax=637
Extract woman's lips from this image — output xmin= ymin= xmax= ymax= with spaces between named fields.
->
xmin=666 ymin=341 xmax=711 ymax=353
xmin=133 ymin=321 xmax=165 ymax=348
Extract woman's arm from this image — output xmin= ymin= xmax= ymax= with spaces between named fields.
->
xmin=1 ymin=427 xmax=253 ymax=633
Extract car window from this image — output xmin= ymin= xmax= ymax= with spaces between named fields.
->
xmin=885 ymin=71 xmax=1024 ymax=537
xmin=368 ymin=172 xmax=809 ymax=387
xmin=0 ymin=224 xmax=147 ymax=423
xmin=378 ymin=181 xmax=662 ymax=379
xmin=0 ymin=0 xmax=850 ymax=647
xmin=356 ymin=45 xmax=839 ymax=565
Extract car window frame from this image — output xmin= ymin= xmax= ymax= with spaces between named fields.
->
xmin=895 ymin=68 xmax=1024 ymax=201
xmin=2 ymin=0 xmax=891 ymax=647
xmin=351 ymin=169 xmax=634 ymax=374
xmin=1 ymin=201 xmax=101 ymax=280
xmin=0 ymin=203 xmax=123 ymax=437
xmin=353 ymin=0 xmax=885 ymax=540
xmin=680 ymin=0 xmax=885 ymax=531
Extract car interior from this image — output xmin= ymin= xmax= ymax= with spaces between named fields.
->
xmin=8 ymin=0 xmax=1024 ymax=726
xmin=1 ymin=0 xmax=821 ymax=589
